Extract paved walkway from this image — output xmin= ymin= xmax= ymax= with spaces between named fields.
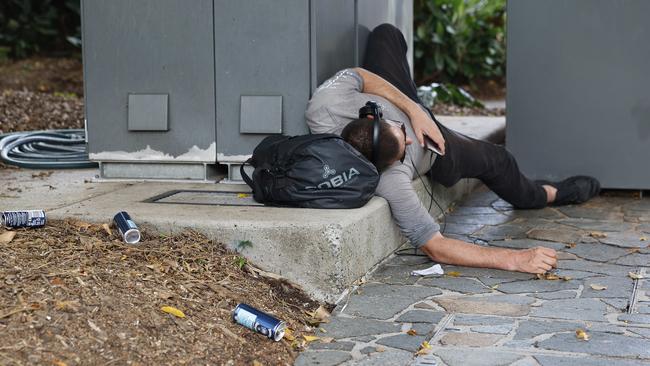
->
xmin=295 ymin=188 xmax=650 ymax=366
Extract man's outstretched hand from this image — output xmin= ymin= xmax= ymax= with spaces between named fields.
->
xmin=509 ymin=246 xmax=558 ymax=274
xmin=408 ymin=106 xmax=446 ymax=155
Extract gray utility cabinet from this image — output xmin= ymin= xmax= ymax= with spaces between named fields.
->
xmin=82 ymin=0 xmax=412 ymax=181
xmin=507 ymin=0 xmax=650 ymax=189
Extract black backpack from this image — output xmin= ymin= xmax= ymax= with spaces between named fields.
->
xmin=240 ymin=134 xmax=379 ymax=208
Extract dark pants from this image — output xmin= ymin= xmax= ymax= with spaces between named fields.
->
xmin=363 ymin=24 xmax=547 ymax=209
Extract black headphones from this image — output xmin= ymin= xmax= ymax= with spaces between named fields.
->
xmin=358 ymin=101 xmax=384 ymax=164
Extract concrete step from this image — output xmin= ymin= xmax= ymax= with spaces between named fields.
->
xmin=0 ymin=116 xmax=505 ymax=304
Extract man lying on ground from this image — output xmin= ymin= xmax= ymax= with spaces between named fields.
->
xmin=305 ymin=24 xmax=600 ymax=274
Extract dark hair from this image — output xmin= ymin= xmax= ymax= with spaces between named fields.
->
xmin=341 ymin=118 xmax=400 ymax=171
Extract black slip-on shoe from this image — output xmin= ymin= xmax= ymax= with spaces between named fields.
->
xmin=537 ymin=176 xmax=601 ymax=206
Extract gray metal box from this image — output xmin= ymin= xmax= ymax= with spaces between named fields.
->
xmin=83 ymin=0 xmax=412 ymax=180
xmin=507 ymin=0 xmax=650 ymax=189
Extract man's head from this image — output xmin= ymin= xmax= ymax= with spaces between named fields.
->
xmin=341 ymin=118 xmax=412 ymax=171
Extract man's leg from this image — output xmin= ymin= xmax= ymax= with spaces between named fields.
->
xmin=428 ymin=124 xmax=548 ymax=209
xmin=363 ymin=24 xmax=420 ymax=102
xmin=363 ymin=24 xmax=549 ymax=209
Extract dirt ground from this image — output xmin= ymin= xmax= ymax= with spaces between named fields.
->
xmin=0 ymin=220 xmax=329 ymax=365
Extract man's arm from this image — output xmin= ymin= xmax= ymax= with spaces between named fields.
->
xmin=420 ymin=232 xmax=558 ymax=274
xmin=353 ymin=67 xmax=446 ymax=155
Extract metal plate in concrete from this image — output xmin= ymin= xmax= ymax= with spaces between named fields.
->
xmin=145 ymin=190 xmax=263 ymax=206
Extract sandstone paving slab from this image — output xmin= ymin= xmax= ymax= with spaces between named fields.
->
xmin=614 ymin=253 xmax=650 ymax=267
xmin=622 ymin=199 xmax=650 ymax=212
xmin=453 ymin=314 xmax=515 ymax=326
xmin=417 ymin=276 xmax=491 ymax=294
xmin=535 ymin=355 xmax=649 ymax=366
xmin=496 ymin=279 xmax=580 ymax=294
xmin=445 ymin=213 xmax=513 ymax=226
xmin=598 ymin=231 xmax=650 ymax=248
xmin=488 ymin=238 xmax=566 ymax=251
xmin=470 ymin=224 xmax=531 ymax=241
xmin=509 ymin=357 xmax=542 ymax=366
xmin=513 ymin=319 xmax=624 ymax=341
xmin=375 ymin=333 xmax=426 ymax=352
xmin=565 ymin=243 xmax=630 ymax=262
xmin=600 ymin=298 xmax=630 ymax=312
xmin=526 ymin=227 xmax=583 ymax=244
xmin=557 ymin=259 xmax=631 ymax=277
xmin=559 ymin=218 xmax=635 ymax=232
xmin=410 ymin=322 xmax=437 ymax=336
xmin=339 ymin=284 xmax=441 ymax=320
xmin=449 ymin=206 xmax=502 ymax=215
xmin=637 ymin=303 xmax=650 ymax=313
xmin=460 ymin=189 xmax=500 ymax=207
xmin=638 ymin=223 xmax=650 ymax=233
xmin=530 ymin=298 xmax=607 ymax=322
xmin=469 ymin=324 xmax=514 ymax=334
xmin=350 ymin=335 xmax=375 ymax=342
xmin=319 ymin=317 xmax=400 ymax=339
xmin=433 ymin=297 xmax=530 ymax=317
xmin=440 ymin=265 xmax=535 ymax=281
xmin=527 ymin=290 xmax=578 ymax=300
xmin=432 ymin=348 xmax=524 ymax=366
xmin=552 ymin=269 xmax=601 ymax=280
xmin=441 ymin=223 xmax=485 ymax=235
xmin=581 ymin=276 xmax=634 ymax=298
xmin=308 ymin=341 xmax=356 ymax=352
xmin=618 ymin=313 xmax=650 ymax=324
xmin=395 ymin=310 xmax=446 ymax=324
xmin=341 ymin=348 xmax=414 ymax=365
xmin=382 ymin=254 xmax=432 ymax=267
xmin=368 ymin=264 xmax=421 ymax=285
xmin=558 ymin=206 xmax=624 ymax=221
xmin=629 ymin=327 xmax=650 ymax=338
xmin=294 ymin=351 xmax=352 ymax=366
xmin=479 ymin=276 xmax=527 ymax=287
xmin=504 ymin=207 xmax=566 ymax=220
xmin=439 ymin=332 xmax=503 ymax=347
xmin=536 ymin=332 xmax=650 ymax=359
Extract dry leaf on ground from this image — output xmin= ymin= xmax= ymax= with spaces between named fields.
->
xmin=101 ymin=223 xmax=112 ymax=236
xmin=589 ymin=284 xmax=607 ymax=291
xmin=589 ymin=231 xmax=607 ymax=238
xmin=447 ymin=271 xmax=461 ymax=277
xmin=303 ymin=335 xmax=319 ymax=342
xmin=406 ymin=329 xmax=418 ymax=336
xmin=629 ymin=272 xmax=644 ymax=280
xmin=161 ymin=306 xmax=186 ymax=318
xmin=0 ymin=231 xmax=16 ymax=244
xmin=415 ymin=341 xmax=432 ymax=356
xmin=576 ymin=329 xmax=590 ymax=341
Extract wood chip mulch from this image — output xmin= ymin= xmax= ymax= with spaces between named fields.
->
xmin=0 ymin=220 xmax=328 ymax=365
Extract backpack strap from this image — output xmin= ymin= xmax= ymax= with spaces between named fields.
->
xmin=240 ymin=158 xmax=255 ymax=189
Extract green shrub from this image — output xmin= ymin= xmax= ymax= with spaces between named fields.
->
xmin=0 ymin=0 xmax=81 ymax=59
xmin=414 ymin=0 xmax=506 ymax=85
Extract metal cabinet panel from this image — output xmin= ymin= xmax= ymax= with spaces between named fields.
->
xmin=214 ymin=0 xmax=310 ymax=159
xmin=83 ymin=0 xmax=216 ymax=161
xmin=507 ymin=0 xmax=650 ymax=189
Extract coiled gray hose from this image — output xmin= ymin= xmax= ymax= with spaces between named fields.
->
xmin=0 ymin=129 xmax=97 ymax=169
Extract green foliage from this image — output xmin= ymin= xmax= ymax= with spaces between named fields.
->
xmin=418 ymin=82 xmax=484 ymax=108
xmin=0 ymin=0 xmax=81 ymax=59
xmin=236 ymin=240 xmax=253 ymax=251
xmin=414 ymin=0 xmax=506 ymax=85
xmin=233 ymin=256 xmax=247 ymax=270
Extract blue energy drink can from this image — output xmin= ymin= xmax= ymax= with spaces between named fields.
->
xmin=1 ymin=210 xmax=46 ymax=228
xmin=113 ymin=211 xmax=141 ymax=244
xmin=233 ymin=303 xmax=286 ymax=341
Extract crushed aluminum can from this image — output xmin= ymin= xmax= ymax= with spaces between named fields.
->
xmin=113 ymin=211 xmax=141 ymax=244
xmin=1 ymin=210 xmax=46 ymax=228
xmin=233 ymin=303 xmax=286 ymax=341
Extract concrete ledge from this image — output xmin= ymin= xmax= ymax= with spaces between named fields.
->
xmin=0 ymin=116 xmax=505 ymax=304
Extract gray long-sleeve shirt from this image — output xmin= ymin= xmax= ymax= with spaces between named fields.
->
xmin=305 ymin=69 xmax=440 ymax=247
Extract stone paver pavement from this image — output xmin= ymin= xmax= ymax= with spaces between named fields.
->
xmin=294 ymin=189 xmax=650 ymax=366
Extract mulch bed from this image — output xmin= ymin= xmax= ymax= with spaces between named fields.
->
xmin=0 ymin=220 xmax=328 ymax=365
xmin=0 ymin=90 xmax=84 ymax=134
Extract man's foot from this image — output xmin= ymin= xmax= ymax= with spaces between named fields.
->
xmin=538 ymin=176 xmax=600 ymax=206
